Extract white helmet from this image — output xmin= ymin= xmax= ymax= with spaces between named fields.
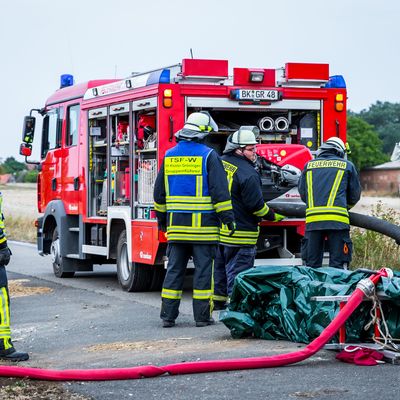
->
xmin=223 ymin=126 xmax=260 ymax=154
xmin=175 ymin=111 xmax=218 ymax=141
xmin=317 ymin=136 xmax=346 ymax=157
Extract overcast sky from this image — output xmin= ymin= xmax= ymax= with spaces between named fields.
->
xmin=1 ymin=0 xmax=399 ymax=161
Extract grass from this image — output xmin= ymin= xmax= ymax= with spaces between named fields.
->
xmin=351 ymin=202 xmax=400 ymax=271
xmin=5 ymin=215 xmax=36 ymax=244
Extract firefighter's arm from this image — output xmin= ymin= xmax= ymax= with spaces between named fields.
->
xmin=153 ymin=162 xmax=167 ymax=231
xmin=241 ymin=175 xmax=280 ymax=221
xmin=207 ymin=151 xmax=235 ymax=224
xmin=0 ymin=216 xmax=11 ymax=266
xmin=347 ymin=163 xmax=362 ymax=209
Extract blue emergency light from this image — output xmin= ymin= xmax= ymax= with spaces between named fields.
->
xmin=60 ymin=74 xmax=74 ymax=88
xmin=325 ymin=75 xmax=346 ymax=88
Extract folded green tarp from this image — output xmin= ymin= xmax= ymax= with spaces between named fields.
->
xmin=220 ymin=266 xmax=400 ymax=343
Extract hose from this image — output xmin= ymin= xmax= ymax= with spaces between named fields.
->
xmin=267 ymin=200 xmax=400 ymax=245
xmin=0 ymin=268 xmax=390 ymax=381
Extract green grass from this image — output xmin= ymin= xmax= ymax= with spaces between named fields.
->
xmin=351 ymin=202 xmax=400 ymax=271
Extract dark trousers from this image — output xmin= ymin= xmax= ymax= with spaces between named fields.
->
xmin=161 ymin=243 xmax=216 ymax=322
xmin=301 ymin=229 xmax=353 ymax=269
xmin=214 ymin=245 xmax=256 ymax=297
xmin=0 ymin=266 xmax=13 ymax=353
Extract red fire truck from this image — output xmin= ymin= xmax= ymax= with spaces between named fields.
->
xmin=20 ymin=58 xmax=347 ymax=292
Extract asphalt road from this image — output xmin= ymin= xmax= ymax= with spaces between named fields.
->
xmin=3 ymin=241 xmax=399 ymax=400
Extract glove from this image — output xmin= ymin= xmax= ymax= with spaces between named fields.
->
xmin=226 ymin=221 xmax=236 ymax=236
xmin=273 ymin=213 xmax=286 ymax=222
xmin=0 ymin=247 xmax=11 ymax=266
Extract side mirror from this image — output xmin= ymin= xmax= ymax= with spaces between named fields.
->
xmin=19 ymin=143 xmax=32 ymax=157
xmin=22 ymin=116 xmax=36 ymax=143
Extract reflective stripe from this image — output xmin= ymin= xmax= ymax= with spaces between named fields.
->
xmin=220 ymin=228 xmax=259 ymax=245
xmin=192 ymin=213 xmax=201 ymax=228
xmin=327 ymin=169 xmax=344 ymax=206
xmin=166 ymin=203 xmax=215 ymax=211
xmin=167 ymin=196 xmax=212 ymax=203
xmin=214 ymin=200 xmax=233 ymax=213
xmin=193 ymin=289 xmax=212 ymax=300
xmin=167 ymin=226 xmax=219 ymax=234
xmin=161 ymin=288 xmax=182 ymax=300
xmin=306 ymin=170 xmax=314 ymax=208
xmin=253 ymin=203 xmax=269 ymax=217
xmin=212 ymin=295 xmax=228 ymax=302
xmin=306 ymin=214 xmax=350 ymax=224
xmin=166 ymin=233 xmax=220 ymax=242
xmin=0 ymin=288 xmax=9 ymax=327
xmin=306 ymin=206 xmax=348 ymax=216
xmin=196 ymin=175 xmax=203 ymax=197
xmin=154 ymin=202 xmax=167 ymax=212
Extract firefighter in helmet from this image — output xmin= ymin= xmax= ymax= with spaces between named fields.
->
xmin=298 ymin=137 xmax=361 ymax=268
xmin=0 ymin=193 xmax=29 ymax=361
xmin=213 ymin=126 xmax=285 ymax=309
xmin=154 ymin=111 xmax=235 ymax=327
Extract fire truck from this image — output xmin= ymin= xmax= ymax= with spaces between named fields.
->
xmin=20 ymin=58 xmax=347 ymax=292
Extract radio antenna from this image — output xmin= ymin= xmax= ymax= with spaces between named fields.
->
xmin=190 ymin=48 xmax=194 ymax=59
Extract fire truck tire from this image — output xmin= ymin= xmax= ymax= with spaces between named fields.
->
xmin=149 ymin=266 xmax=166 ymax=291
xmin=51 ymin=228 xmax=76 ymax=278
xmin=116 ymin=230 xmax=152 ymax=292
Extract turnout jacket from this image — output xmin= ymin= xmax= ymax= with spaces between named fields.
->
xmin=298 ymin=152 xmax=361 ymax=231
xmin=0 ymin=194 xmax=7 ymax=250
xmin=153 ymin=141 xmax=234 ymax=243
xmin=220 ymin=153 xmax=275 ymax=246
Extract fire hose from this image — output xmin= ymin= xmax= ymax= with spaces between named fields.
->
xmin=267 ymin=200 xmax=400 ymax=245
xmin=0 ymin=268 xmax=391 ymax=381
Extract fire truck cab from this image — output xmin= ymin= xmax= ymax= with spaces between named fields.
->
xmin=20 ymin=58 xmax=347 ymax=292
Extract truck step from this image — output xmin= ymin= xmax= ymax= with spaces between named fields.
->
xmin=66 ymin=254 xmax=80 ymax=259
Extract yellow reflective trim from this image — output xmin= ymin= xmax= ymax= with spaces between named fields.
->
xmin=0 ymin=238 xmax=6 ymax=245
xmin=196 ymin=175 xmax=203 ymax=197
xmin=306 ymin=206 xmax=348 ymax=216
xmin=212 ymin=295 xmax=228 ymax=302
xmin=161 ymin=288 xmax=182 ymax=300
xmin=306 ymin=170 xmax=314 ymax=208
xmin=220 ymin=237 xmax=258 ymax=245
xmin=306 ymin=215 xmax=349 ymax=224
xmin=167 ymin=226 xmax=219 ymax=234
xmin=166 ymin=203 xmax=215 ymax=211
xmin=193 ymin=289 xmax=212 ymax=300
xmin=253 ymin=203 xmax=269 ymax=217
xmin=214 ymin=200 xmax=233 ymax=213
xmin=166 ymin=196 xmax=212 ymax=203
xmin=327 ymin=170 xmax=344 ymax=207
xmin=0 ymin=287 xmax=9 ymax=328
xmin=166 ymin=234 xmax=219 ymax=241
xmin=165 ymin=156 xmax=203 ymax=175
xmin=154 ymin=202 xmax=167 ymax=212
xmin=307 ymin=160 xmax=347 ymax=169
xmin=220 ymin=228 xmax=259 ymax=238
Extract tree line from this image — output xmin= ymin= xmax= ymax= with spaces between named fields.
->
xmin=0 ymin=101 xmax=398 ymax=180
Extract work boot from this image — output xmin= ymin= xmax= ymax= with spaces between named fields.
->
xmin=213 ymin=301 xmax=228 ymax=311
xmin=0 ymin=349 xmax=29 ymax=362
xmin=195 ymin=318 xmax=215 ymax=328
xmin=162 ymin=320 xmax=175 ymax=328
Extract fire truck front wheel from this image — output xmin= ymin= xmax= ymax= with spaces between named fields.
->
xmin=51 ymin=228 xmax=76 ymax=278
xmin=116 ymin=230 xmax=152 ymax=292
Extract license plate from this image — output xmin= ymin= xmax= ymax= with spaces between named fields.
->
xmin=236 ymin=89 xmax=280 ymax=101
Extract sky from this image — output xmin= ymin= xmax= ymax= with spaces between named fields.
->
xmin=1 ymin=0 xmax=399 ymax=161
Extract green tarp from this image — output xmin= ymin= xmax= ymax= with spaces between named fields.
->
xmin=220 ymin=266 xmax=400 ymax=343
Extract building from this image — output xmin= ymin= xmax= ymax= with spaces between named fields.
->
xmin=361 ymin=143 xmax=400 ymax=194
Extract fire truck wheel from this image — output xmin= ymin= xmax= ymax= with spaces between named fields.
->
xmin=116 ymin=230 xmax=152 ymax=292
xmin=51 ymin=228 xmax=76 ymax=278
xmin=149 ymin=266 xmax=166 ymax=291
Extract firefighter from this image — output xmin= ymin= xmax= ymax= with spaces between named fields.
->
xmin=154 ymin=112 xmax=235 ymax=327
xmin=298 ymin=137 xmax=361 ymax=268
xmin=0 ymin=193 xmax=29 ymax=361
xmin=213 ymin=126 xmax=285 ymax=309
